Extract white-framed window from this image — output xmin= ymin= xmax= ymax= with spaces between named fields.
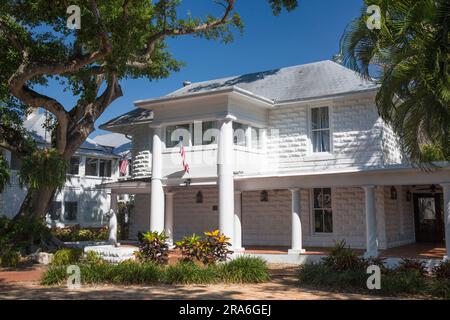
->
xmin=311 ymin=106 xmax=331 ymax=153
xmin=233 ymin=122 xmax=247 ymax=146
xmin=85 ymin=158 xmax=112 ymax=177
xmin=64 ymin=201 xmax=78 ymax=221
xmin=312 ymin=188 xmax=333 ymax=233
xmin=165 ymin=123 xmax=191 ymax=148
xmin=193 ymin=121 xmax=218 ymax=146
xmin=48 ymin=201 xmax=62 ymax=221
xmin=68 ymin=157 xmax=80 ymax=175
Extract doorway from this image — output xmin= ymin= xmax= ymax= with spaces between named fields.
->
xmin=413 ymin=193 xmax=444 ymax=243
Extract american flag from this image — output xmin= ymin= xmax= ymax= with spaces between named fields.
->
xmin=179 ymin=141 xmax=190 ymax=174
xmin=119 ymin=159 xmax=128 ymax=176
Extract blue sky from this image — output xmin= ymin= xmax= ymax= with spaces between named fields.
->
xmin=40 ymin=0 xmax=365 ymax=137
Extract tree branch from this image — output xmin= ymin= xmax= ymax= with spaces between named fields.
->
xmin=0 ymin=126 xmax=33 ymax=156
xmin=142 ymin=0 xmax=235 ymax=57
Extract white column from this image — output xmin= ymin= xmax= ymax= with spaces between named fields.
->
xmin=363 ymin=185 xmax=378 ymax=257
xmin=150 ymin=126 xmax=165 ymax=232
xmin=245 ymin=126 xmax=252 ymax=149
xmin=288 ymin=188 xmax=305 ymax=254
xmin=165 ymin=192 xmax=174 ymax=246
xmin=441 ymin=183 xmax=450 ymax=260
xmin=218 ymin=116 xmax=235 ymax=244
xmin=234 ymin=191 xmax=244 ymax=251
xmin=109 ymin=192 xmax=118 ymax=246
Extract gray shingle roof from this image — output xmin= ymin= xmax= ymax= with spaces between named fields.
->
xmin=169 ymin=60 xmax=378 ymax=102
xmin=24 ymin=112 xmax=119 ymax=157
xmin=100 ymin=60 xmax=378 ymax=131
xmin=99 ymin=108 xmax=153 ymax=130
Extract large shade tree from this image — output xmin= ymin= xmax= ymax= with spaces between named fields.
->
xmin=340 ymin=0 xmax=450 ymax=164
xmin=0 ymin=0 xmax=299 ymax=220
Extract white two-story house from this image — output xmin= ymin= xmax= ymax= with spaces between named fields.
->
xmin=99 ymin=60 xmax=450 ymax=258
xmin=0 ymin=110 xmax=131 ymax=227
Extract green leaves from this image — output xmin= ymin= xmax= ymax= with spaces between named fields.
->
xmin=136 ymin=231 xmax=169 ymax=264
xmin=268 ymin=0 xmax=299 ymax=16
xmin=18 ymin=148 xmax=68 ymax=190
xmin=0 ymin=154 xmax=10 ymax=193
xmin=340 ymin=0 xmax=450 ymax=164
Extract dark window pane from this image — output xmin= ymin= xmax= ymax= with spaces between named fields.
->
xmin=166 ymin=124 xmax=190 ymax=148
xmin=49 ymin=201 xmax=62 ymax=221
xmin=202 ymin=121 xmax=218 ymax=145
xmin=233 ymin=122 xmax=247 ymax=146
xmin=324 ymin=209 xmax=333 ymax=233
xmin=69 ymin=157 xmax=79 ymax=175
xmin=323 ymin=188 xmax=332 ymax=208
xmin=99 ymin=159 xmax=112 ymax=177
xmin=314 ymin=210 xmax=324 ymax=233
xmin=313 ymin=188 xmax=322 ymax=208
xmin=85 ymin=158 xmax=98 ymax=176
xmin=319 ymin=107 xmax=329 ymax=128
xmin=312 ymin=130 xmax=330 ymax=153
xmin=311 ymin=108 xmax=320 ymax=130
xmin=64 ymin=202 xmax=78 ymax=221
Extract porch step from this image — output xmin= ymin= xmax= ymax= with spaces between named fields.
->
xmin=84 ymin=245 xmax=137 ymax=263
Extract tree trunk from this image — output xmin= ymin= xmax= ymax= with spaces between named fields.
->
xmin=14 ymin=187 xmax=56 ymax=221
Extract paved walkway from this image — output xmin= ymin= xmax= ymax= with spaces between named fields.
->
xmin=0 ymin=265 xmax=397 ymax=300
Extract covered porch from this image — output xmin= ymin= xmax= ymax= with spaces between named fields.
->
xmin=244 ymin=243 xmax=446 ymax=260
xmin=101 ymin=164 xmax=450 ymax=263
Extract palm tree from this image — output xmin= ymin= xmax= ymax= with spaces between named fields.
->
xmin=340 ymin=0 xmax=450 ymax=164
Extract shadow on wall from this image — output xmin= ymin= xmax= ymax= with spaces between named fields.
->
xmin=46 ymin=188 xmax=110 ymax=228
xmin=0 ymin=179 xmax=27 ymax=219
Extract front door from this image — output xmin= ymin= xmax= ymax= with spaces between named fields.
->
xmin=413 ymin=193 xmax=444 ymax=243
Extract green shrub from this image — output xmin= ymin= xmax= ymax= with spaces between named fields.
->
xmin=0 ymin=216 xmax=52 ymax=252
xmin=40 ymin=266 xmax=67 ymax=285
xmin=298 ymin=263 xmax=367 ymax=290
xmin=51 ymin=248 xmax=83 ymax=266
xmin=175 ymin=230 xmax=233 ymax=265
xmin=395 ymin=258 xmax=427 ymax=277
xmin=41 ymin=258 xmax=271 ymax=286
xmin=218 ymin=256 xmax=270 ymax=283
xmin=164 ymin=261 xmax=218 ymax=284
xmin=52 ymin=226 xmax=111 ymax=242
xmin=82 ymin=251 xmax=106 ymax=265
xmin=432 ymin=260 xmax=450 ymax=280
xmin=0 ymin=249 xmax=21 ymax=268
xmin=421 ymin=144 xmax=446 ymax=162
xmin=322 ymin=240 xmax=365 ymax=272
xmin=363 ymin=256 xmax=389 ymax=273
xmin=427 ymin=279 xmax=450 ymax=299
xmin=82 ymin=262 xmax=162 ymax=285
xmin=298 ymin=262 xmax=427 ymax=296
xmin=135 ymin=231 xmax=169 ymax=264
xmin=381 ymin=270 xmax=426 ymax=295
xmin=175 ymin=234 xmax=203 ymax=263
xmin=202 ymin=230 xmax=233 ymax=264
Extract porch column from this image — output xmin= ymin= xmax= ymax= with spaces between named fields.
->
xmin=150 ymin=126 xmax=165 ymax=232
xmin=363 ymin=185 xmax=378 ymax=257
xmin=441 ymin=183 xmax=450 ymax=260
xmin=165 ymin=192 xmax=174 ymax=246
xmin=218 ymin=116 xmax=235 ymax=244
xmin=234 ymin=191 xmax=244 ymax=251
xmin=109 ymin=192 xmax=118 ymax=246
xmin=288 ymin=188 xmax=305 ymax=254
